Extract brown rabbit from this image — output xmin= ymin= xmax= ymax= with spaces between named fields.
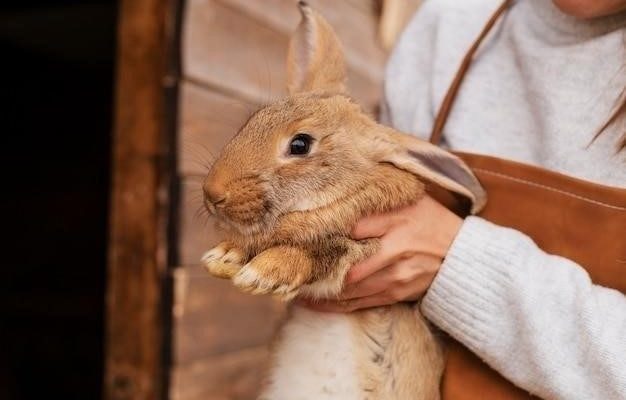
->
xmin=201 ymin=3 xmax=486 ymax=399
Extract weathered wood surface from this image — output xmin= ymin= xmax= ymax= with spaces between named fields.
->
xmin=379 ymin=0 xmax=423 ymax=49
xmin=105 ymin=0 xmax=179 ymax=399
xmin=177 ymin=175 xmax=215 ymax=264
xmin=172 ymin=267 xmax=284 ymax=364
xmin=217 ymin=0 xmax=384 ymax=80
xmin=177 ymin=82 xmax=254 ymax=177
xmin=182 ymin=0 xmax=384 ymax=111
xmin=172 ymin=1 xmax=388 ymax=398
xmin=170 ymin=346 xmax=270 ymax=400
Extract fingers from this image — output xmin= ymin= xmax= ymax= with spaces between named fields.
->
xmin=341 ymin=255 xmax=434 ymax=300
xmin=298 ymin=278 xmax=426 ymax=313
xmin=345 ymin=244 xmax=395 ymax=284
xmin=297 ymin=273 xmax=432 ymax=313
xmin=348 ymin=208 xmax=416 ymax=284
xmin=341 ymin=256 xmax=414 ymax=299
xmin=307 ymin=277 xmax=431 ymax=313
xmin=351 ymin=212 xmax=396 ymax=240
xmin=298 ymin=254 xmax=438 ymax=313
xmin=346 ymin=232 xmax=416 ymax=284
xmin=300 ymin=292 xmax=394 ymax=313
xmin=341 ymin=269 xmax=392 ymax=299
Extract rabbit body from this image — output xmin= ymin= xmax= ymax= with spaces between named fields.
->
xmin=201 ymin=3 xmax=486 ymax=399
xmin=204 ymin=162 xmax=446 ymax=400
xmin=261 ymin=305 xmax=442 ymax=400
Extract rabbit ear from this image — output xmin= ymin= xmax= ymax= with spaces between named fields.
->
xmin=382 ymin=132 xmax=487 ymax=214
xmin=287 ymin=2 xmax=347 ymax=94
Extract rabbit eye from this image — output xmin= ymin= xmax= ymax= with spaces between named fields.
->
xmin=289 ymin=133 xmax=312 ymax=156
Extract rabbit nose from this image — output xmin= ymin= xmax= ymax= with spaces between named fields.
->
xmin=203 ymin=178 xmax=227 ymax=207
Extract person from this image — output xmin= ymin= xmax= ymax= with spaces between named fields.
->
xmin=303 ymin=0 xmax=626 ymax=398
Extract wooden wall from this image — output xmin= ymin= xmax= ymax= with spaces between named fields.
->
xmin=171 ymin=1 xmax=388 ymax=399
xmin=105 ymin=0 xmax=179 ymax=399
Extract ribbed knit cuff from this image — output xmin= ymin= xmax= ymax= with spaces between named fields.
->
xmin=421 ymin=216 xmax=533 ymax=351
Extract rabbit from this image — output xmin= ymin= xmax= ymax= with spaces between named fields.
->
xmin=200 ymin=2 xmax=486 ymax=399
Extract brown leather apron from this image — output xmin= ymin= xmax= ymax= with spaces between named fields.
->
xmin=429 ymin=1 xmax=626 ymax=398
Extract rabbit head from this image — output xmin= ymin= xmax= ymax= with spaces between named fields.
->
xmin=203 ymin=2 xmax=486 ymax=237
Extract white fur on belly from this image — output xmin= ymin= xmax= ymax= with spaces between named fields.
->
xmin=261 ymin=306 xmax=360 ymax=400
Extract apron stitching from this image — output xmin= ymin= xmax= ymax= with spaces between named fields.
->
xmin=473 ymin=168 xmax=626 ymax=211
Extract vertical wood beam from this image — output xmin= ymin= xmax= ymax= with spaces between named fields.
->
xmin=104 ymin=0 xmax=180 ymax=398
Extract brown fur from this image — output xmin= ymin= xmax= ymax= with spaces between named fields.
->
xmin=201 ymin=3 xmax=486 ymax=399
xmin=352 ymin=306 xmax=444 ymax=399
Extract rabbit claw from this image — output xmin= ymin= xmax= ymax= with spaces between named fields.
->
xmin=201 ymin=242 xmax=245 ymax=279
xmin=233 ymin=264 xmax=300 ymax=301
xmin=232 ymin=253 xmax=305 ymax=301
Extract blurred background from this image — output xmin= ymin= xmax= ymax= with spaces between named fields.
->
xmin=0 ymin=0 xmax=419 ymax=399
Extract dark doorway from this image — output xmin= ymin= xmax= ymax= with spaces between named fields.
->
xmin=0 ymin=1 xmax=116 ymax=399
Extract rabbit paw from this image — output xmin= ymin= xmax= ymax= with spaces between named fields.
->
xmin=232 ymin=246 xmax=312 ymax=301
xmin=201 ymin=241 xmax=245 ymax=279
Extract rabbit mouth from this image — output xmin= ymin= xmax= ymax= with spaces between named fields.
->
xmin=215 ymin=206 xmax=280 ymax=237
xmin=203 ymin=173 xmax=274 ymax=228
xmin=220 ymin=199 xmax=271 ymax=226
xmin=211 ymin=196 xmax=280 ymax=236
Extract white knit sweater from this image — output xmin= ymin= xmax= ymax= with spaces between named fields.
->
xmin=384 ymin=0 xmax=626 ymax=398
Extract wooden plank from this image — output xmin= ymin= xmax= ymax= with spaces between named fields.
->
xmin=183 ymin=0 xmax=287 ymax=103
xmin=172 ymin=267 xmax=285 ymax=364
xmin=345 ymin=0 xmax=378 ymax=14
xmin=104 ymin=0 xmax=179 ymax=398
xmin=379 ymin=0 xmax=423 ymax=50
xmin=348 ymin=72 xmax=384 ymax=118
xmin=182 ymin=0 xmax=383 ymax=111
xmin=178 ymin=175 xmax=218 ymax=265
xmin=217 ymin=0 xmax=385 ymax=81
xmin=177 ymin=82 xmax=256 ymax=177
xmin=170 ymin=346 xmax=270 ymax=400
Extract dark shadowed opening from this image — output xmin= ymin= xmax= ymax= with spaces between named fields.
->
xmin=0 ymin=1 xmax=116 ymax=398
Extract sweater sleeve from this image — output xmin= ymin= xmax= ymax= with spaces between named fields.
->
xmin=421 ymin=216 xmax=626 ymax=399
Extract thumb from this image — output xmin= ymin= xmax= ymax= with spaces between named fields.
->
xmin=351 ymin=213 xmax=394 ymax=239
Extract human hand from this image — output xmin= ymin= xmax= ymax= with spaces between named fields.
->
xmin=301 ymin=196 xmax=463 ymax=312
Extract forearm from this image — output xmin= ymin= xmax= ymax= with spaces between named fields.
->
xmin=421 ymin=217 xmax=626 ymax=399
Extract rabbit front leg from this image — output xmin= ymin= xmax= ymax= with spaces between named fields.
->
xmin=299 ymin=237 xmax=379 ymax=300
xmin=201 ymin=241 xmax=246 ymax=279
xmin=233 ymin=246 xmax=313 ymax=301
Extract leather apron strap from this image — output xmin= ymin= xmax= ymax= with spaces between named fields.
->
xmin=429 ymin=0 xmax=513 ymax=145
